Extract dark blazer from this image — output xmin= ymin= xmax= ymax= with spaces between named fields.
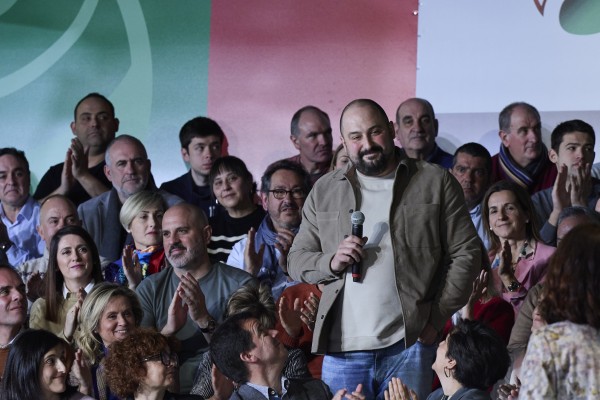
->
xmin=230 ymin=378 xmax=332 ymax=400
xmin=160 ymin=171 xmax=222 ymax=218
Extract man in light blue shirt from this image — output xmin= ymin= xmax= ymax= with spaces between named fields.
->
xmin=0 ymin=148 xmax=44 ymax=266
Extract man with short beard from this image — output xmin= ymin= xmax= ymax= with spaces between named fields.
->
xmin=288 ymin=99 xmax=481 ymax=400
xmin=227 ymin=160 xmax=310 ymax=300
xmin=77 ymin=135 xmax=181 ymax=261
xmin=136 ymin=203 xmax=254 ymax=393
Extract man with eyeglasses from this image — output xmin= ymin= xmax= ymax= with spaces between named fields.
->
xmin=227 ymin=160 xmax=311 ymax=300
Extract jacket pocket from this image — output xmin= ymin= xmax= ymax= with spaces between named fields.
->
xmin=316 ymin=211 xmax=341 ymax=253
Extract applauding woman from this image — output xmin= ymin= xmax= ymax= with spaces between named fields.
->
xmin=105 ymin=191 xmax=168 ymax=289
xmin=482 ymin=181 xmax=554 ymax=316
xmin=30 ymin=225 xmax=103 ymax=341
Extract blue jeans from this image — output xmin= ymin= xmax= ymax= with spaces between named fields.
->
xmin=322 ymin=340 xmax=436 ymax=400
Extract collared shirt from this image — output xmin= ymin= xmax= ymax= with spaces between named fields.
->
xmin=0 ymin=196 xmax=45 ymax=266
xmin=469 ymin=203 xmax=490 ymax=250
xmin=247 ymin=377 xmax=289 ymax=399
xmin=62 ymin=280 xmax=95 ymax=299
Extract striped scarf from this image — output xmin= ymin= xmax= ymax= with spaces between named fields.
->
xmin=498 ymin=143 xmax=550 ymax=190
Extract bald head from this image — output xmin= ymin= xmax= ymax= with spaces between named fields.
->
xmin=38 ymin=195 xmax=80 ymax=247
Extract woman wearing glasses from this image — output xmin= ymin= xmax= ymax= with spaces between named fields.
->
xmin=104 ymin=329 xmax=202 ymax=400
xmin=208 ymin=156 xmax=265 ymax=263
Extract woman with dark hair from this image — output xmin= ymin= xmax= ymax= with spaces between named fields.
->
xmin=75 ymin=282 xmax=143 ymax=399
xmin=105 ymin=191 xmax=168 ymax=289
xmin=481 ymin=180 xmax=554 ymax=316
xmin=384 ymin=320 xmax=510 ymax=400
xmin=30 ymin=225 xmax=104 ymax=341
xmin=518 ymin=224 xmax=600 ymax=398
xmin=207 ymin=156 xmax=265 ymax=263
xmin=104 ymin=328 xmax=202 ymax=399
xmin=0 ymin=329 xmax=94 ymax=400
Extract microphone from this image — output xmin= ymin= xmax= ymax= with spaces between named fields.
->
xmin=350 ymin=211 xmax=365 ymax=282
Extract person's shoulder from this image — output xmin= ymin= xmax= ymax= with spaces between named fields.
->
xmin=160 ymin=172 xmax=190 ymax=191
xmin=157 ymin=189 xmax=184 ymax=207
xmin=286 ymin=377 xmax=331 ymax=397
xmin=78 ymin=189 xmax=112 ymax=211
xmin=214 ymin=261 xmax=254 ymax=283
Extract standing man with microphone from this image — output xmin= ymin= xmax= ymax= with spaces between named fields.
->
xmin=288 ymin=99 xmax=481 ymax=400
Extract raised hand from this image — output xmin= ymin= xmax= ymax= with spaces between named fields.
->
xmin=26 ymin=271 xmax=45 ymax=302
xmin=178 ymin=272 xmax=210 ymax=327
xmin=274 ymin=228 xmax=296 ymax=272
xmin=63 ymin=287 xmax=86 ymax=341
xmin=243 ymin=227 xmax=265 ymax=276
xmin=333 ymin=384 xmax=366 ymax=400
xmin=300 ymin=292 xmax=319 ymax=332
xmin=384 ymin=378 xmax=419 ymax=400
xmin=122 ymin=245 xmax=143 ymax=289
xmin=70 ymin=138 xmax=90 ymax=180
xmin=278 ymin=295 xmax=303 ymax=338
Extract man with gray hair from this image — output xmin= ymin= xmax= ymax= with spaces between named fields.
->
xmin=78 ymin=135 xmax=181 ymax=261
xmin=491 ymin=102 xmax=556 ymax=194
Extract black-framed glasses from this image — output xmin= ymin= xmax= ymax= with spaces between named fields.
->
xmin=267 ymin=188 xmax=305 ymax=200
xmin=142 ymin=351 xmax=178 ymax=367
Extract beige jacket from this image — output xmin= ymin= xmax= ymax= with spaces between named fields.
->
xmin=288 ymin=151 xmax=481 ymax=353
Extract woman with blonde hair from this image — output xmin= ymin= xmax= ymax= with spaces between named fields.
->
xmin=75 ymin=282 xmax=143 ymax=400
xmin=105 ymin=191 xmax=167 ymax=289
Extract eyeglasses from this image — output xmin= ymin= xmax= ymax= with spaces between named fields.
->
xmin=142 ymin=351 xmax=178 ymax=367
xmin=267 ymin=188 xmax=305 ymax=200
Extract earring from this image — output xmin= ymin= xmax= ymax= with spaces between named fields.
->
xmin=444 ymin=366 xmax=451 ymax=378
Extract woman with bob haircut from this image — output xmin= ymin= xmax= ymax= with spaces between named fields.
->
xmin=105 ymin=190 xmax=168 ymax=289
xmin=30 ymin=225 xmax=103 ymax=341
xmin=384 ymin=320 xmax=510 ymax=400
xmin=207 ymin=156 xmax=265 ymax=263
xmin=75 ymin=282 xmax=143 ymax=399
xmin=518 ymin=224 xmax=600 ymax=398
xmin=104 ymin=328 xmax=202 ymax=399
xmin=481 ymin=180 xmax=554 ymax=316
xmin=0 ymin=329 xmax=94 ymax=400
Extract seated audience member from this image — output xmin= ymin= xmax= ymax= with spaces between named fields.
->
xmin=515 ymin=224 xmax=600 ymax=399
xmin=0 ymin=147 xmax=45 ymax=266
xmin=330 ymin=143 xmax=350 ymax=171
xmin=18 ymin=194 xmax=80 ymax=302
xmin=210 ymin=311 xmax=358 ymax=400
xmin=29 ymin=225 xmax=103 ymax=341
xmin=450 ymin=143 xmax=493 ymax=249
xmin=34 ymin=93 xmax=117 ymax=206
xmin=227 ymin=160 xmax=310 ymax=300
xmin=0 ymin=329 xmax=94 ymax=399
xmin=275 ymin=283 xmax=322 ymax=379
xmin=191 ymin=282 xmax=312 ymax=398
xmin=504 ymin=206 xmax=600 ymax=389
xmin=207 ymin=156 xmax=265 ymax=263
xmin=394 ymin=98 xmax=453 ymax=168
xmin=136 ymin=203 xmax=254 ymax=393
xmin=482 ymin=180 xmax=554 ymax=317
xmin=104 ymin=191 xmax=168 ymax=289
xmin=532 ymin=119 xmax=599 ymax=245
xmin=106 ymin=329 xmax=202 ymax=400
xmin=161 ymin=116 xmax=225 ymax=218
xmin=0 ymin=264 xmax=27 ymax=378
xmin=78 ymin=135 xmax=181 ymax=261
xmin=490 ymin=102 xmax=557 ymax=195
xmin=444 ymin=259 xmax=514 ymax=344
xmin=384 ymin=320 xmax=510 ymax=400
xmin=75 ymin=282 xmax=142 ymax=400
xmin=282 ymin=106 xmax=333 ymax=186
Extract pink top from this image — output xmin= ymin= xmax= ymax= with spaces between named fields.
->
xmin=490 ymin=240 xmax=555 ymax=317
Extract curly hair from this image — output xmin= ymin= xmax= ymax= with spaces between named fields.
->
xmin=539 ymin=224 xmax=600 ymax=328
xmin=104 ymin=328 xmax=175 ymax=398
xmin=75 ymin=283 xmax=143 ymax=365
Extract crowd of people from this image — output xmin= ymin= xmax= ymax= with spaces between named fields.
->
xmin=1 ymin=92 xmax=599 ymax=399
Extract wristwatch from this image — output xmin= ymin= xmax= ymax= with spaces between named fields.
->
xmin=507 ymin=280 xmax=521 ymax=292
xmin=199 ymin=317 xmax=217 ymax=334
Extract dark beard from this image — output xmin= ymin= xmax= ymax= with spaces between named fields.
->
xmin=353 ymin=146 xmax=389 ymax=176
